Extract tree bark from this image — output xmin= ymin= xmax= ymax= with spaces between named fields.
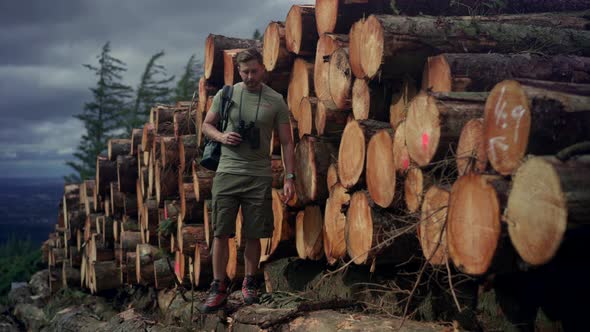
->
xmin=174 ymin=110 xmax=196 ymax=139
xmin=191 ymin=161 xmax=215 ymax=202
xmin=392 ymin=1 xmax=590 ymax=16
xmin=315 ymin=0 xmax=392 ymax=35
xmin=338 ymin=120 xmax=391 ymax=188
xmin=198 ymin=76 xmax=220 ymax=114
xmin=160 ymin=136 xmax=179 ymax=168
xmin=423 ymin=53 xmax=590 ymax=93
xmin=294 ymin=135 xmax=338 ymax=204
xmin=179 ymin=181 xmax=204 ymax=223
xmin=154 ymin=106 xmax=176 ymax=135
xmin=286 ymin=5 xmax=318 ymax=56
xmin=177 ymin=224 xmax=206 ymax=255
xmin=366 ymin=128 xmax=397 ymax=208
xmin=288 ymin=58 xmax=314 ymax=119
xmin=358 ymin=14 xmax=590 ymax=80
xmin=314 ymin=33 xmax=348 ymax=109
xmin=153 ymin=258 xmax=176 ymax=289
xmin=91 ymin=260 xmax=121 ymax=293
xmin=96 ymin=156 xmax=117 ymax=197
xmin=263 ymin=21 xmax=293 ymax=72
xmin=135 ymin=244 xmax=161 ymax=285
xmin=483 ymin=80 xmax=590 ymax=175
xmin=155 ymin=161 xmax=179 ymax=204
xmin=205 ymin=34 xmax=261 ymax=85
xmin=116 ymin=155 xmax=138 ymax=193
xmin=120 ymin=231 xmax=142 ymax=252
xmin=505 ymin=155 xmax=590 ymax=265
xmin=108 ymin=139 xmax=132 ymax=161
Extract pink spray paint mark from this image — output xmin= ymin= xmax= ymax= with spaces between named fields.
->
xmin=174 ymin=261 xmax=180 ymax=274
xmin=403 ymin=158 xmax=410 ymax=170
xmin=164 ymin=207 xmax=168 ymax=219
xmin=422 ymin=132 xmax=430 ymax=152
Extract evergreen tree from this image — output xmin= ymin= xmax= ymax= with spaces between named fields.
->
xmin=253 ymin=29 xmax=263 ymax=41
xmin=172 ymin=54 xmax=202 ymax=103
xmin=127 ymin=51 xmax=175 ymax=131
xmin=65 ymin=42 xmax=133 ymax=183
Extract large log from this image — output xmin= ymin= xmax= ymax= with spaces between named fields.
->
xmin=357 ymin=14 xmax=590 ymax=80
xmin=389 ymin=76 xmax=417 ymax=129
xmin=174 ymin=109 xmax=197 ymax=139
xmin=403 ymin=167 xmax=426 ymax=213
xmin=153 ymin=258 xmax=176 ymax=289
xmin=263 ymin=21 xmax=293 ymax=72
xmin=314 ymin=100 xmax=349 ymax=137
xmin=177 ymin=224 xmax=206 ymax=255
xmin=178 ymin=135 xmax=199 ymax=175
xmin=323 ymin=47 xmax=352 ymax=111
xmin=91 ymin=261 xmax=121 ymax=293
xmin=179 ymin=180 xmax=204 ymax=223
xmin=198 ymin=76 xmax=220 ymax=114
xmin=160 ymin=136 xmax=179 ymax=168
xmin=338 ymin=120 xmax=391 ymax=188
xmin=108 ymin=139 xmax=132 ymax=161
xmin=135 ymin=244 xmax=161 ymax=285
xmin=116 ymin=155 xmax=138 ymax=193
xmin=154 ymin=106 xmax=176 ymax=135
xmin=323 ymin=183 xmax=350 ymax=265
xmin=295 ymin=206 xmax=324 ymax=260
xmin=142 ymin=199 xmax=159 ymax=245
xmin=348 ymin=19 xmax=366 ymax=79
xmin=260 ymin=189 xmax=296 ymax=262
xmin=419 ymin=185 xmax=449 ymax=266
xmin=191 ymin=161 xmax=214 ymax=202
xmin=447 ymin=174 xmax=502 ymax=275
xmin=391 ymin=1 xmax=590 ymax=16
xmin=155 ymin=161 xmax=178 ymax=204
xmin=352 ymin=79 xmax=390 ymax=121
xmin=96 ymin=156 xmax=117 ymax=196
xmin=405 ymin=91 xmax=487 ymax=167
xmin=205 ymin=34 xmax=261 ymax=85
xmin=286 ymin=5 xmax=318 ymax=56
xmin=315 ymin=0 xmax=392 ymax=35
xmin=456 ymin=118 xmax=487 ymax=176
xmin=297 ymin=96 xmax=319 ymax=138
xmin=505 ymin=156 xmax=590 ymax=266
xmin=287 ymin=58 xmax=314 ymax=119
xmin=366 ymin=128 xmax=397 ymax=208
xmin=191 ymin=239 xmax=212 ymax=287
xmin=423 ymin=53 xmax=590 ymax=93
xmin=141 ymin=123 xmax=155 ymax=166
xmin=223 ymin=48 xmax=246 ymax=86
xmin=315 ymin=34 xmax=349 ymax=110
xmin=130 ymin=128 xmax=143 ymax=156
xmin=294 ymin=135 xmax=337 ymax=204
xmin=483 ymin=80 xmax=590 ymax=175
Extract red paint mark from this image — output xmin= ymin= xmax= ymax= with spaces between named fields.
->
xmin=174 ymin=261 xmax=180 ymax=274
xmin=403 ymin=158 xmax=410 ymax=170
xmin=422 ymin=132 xmax=430 ymax=152
xmin=164 ymin=207 xmax=168 ymax=219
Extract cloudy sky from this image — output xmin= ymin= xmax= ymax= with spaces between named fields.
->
xmin=0 ymin=0 xmax=312 ymax=178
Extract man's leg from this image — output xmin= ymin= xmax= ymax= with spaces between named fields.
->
xmin=213 ymin=235 xmax=230 ymax=280
xmin=244 ymin=238 xmax=261 ymax=276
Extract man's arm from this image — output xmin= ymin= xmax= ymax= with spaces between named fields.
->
xmin=278 ymin=122 xmax=295 ymax=203
xmin=202 ymin=110 xmax=242 ymax=146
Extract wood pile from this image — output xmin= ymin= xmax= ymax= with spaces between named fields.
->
xmin=42 ymin=2 xmax=590 ymax=326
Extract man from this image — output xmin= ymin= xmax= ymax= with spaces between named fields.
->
xmin=200 ymin=48 xmax=295 ymax=312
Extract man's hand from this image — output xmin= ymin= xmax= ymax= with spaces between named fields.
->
xmin=220 ymin=132 xmax=242 ymax=146
xmin=283 ymin=178 xmax=295 ymax=204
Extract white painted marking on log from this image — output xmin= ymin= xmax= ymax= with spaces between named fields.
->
xmin=488 ymin=136 xmax=508 ymax=162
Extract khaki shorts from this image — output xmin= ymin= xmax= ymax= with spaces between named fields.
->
xmin=211 ymin=172 xmax=274 ymax=239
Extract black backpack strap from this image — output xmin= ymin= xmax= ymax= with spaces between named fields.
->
xmin=219 ymin=85 xmax=234 ymax=132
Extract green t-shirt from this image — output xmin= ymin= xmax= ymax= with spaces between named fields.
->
xmin=210 ymin=82 xmax=290 ymax=177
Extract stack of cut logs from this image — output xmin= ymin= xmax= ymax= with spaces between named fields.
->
xmin=43 ymin=0 xmax=590 ymax=295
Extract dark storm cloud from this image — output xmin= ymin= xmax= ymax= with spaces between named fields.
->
xmin=0 ymin=0 xmax=312 ymax=177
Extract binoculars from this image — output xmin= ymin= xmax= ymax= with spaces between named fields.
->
xmin=237 ymin=120 xmax=260 ymax=149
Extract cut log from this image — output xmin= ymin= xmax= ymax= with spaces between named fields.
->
xmin=315 ymin=100 xmax=349 ymax=137
xmin=457 ymin=118 xmax=487 ymax=176
xmin=198 ymin=76 xmax=220 ymax=114
xmin=174 ymin=110 xmax=196 ymax=139
xmin=419 ymin=185 xmax=450 ymax=265
xmin=205 ymin=34 xmax=261 ymax=85
xmin=403 ymin=168 xmax=426 ymax=214
xmin=406 ymin=91 xmax=486 ymax=167
xmin=447 ymin=174 xmax=501 ymax=275
xmin=348 ymin=19 xmax=366 ymax=79
xmin=270 ymin=155 xmax=285 ymax=189
xmin=294 ymin=135 xmax=337 ymax=204
xmin=191 ymin=161 xmax=214 ymax=202
xmin=142 ymin=199 xmax=159 ymax=245
xmin=108 ymin=139 xmax=132 ymax=161
xmin=352 ymin=79 xmax=390 ymax=121
xmin=62 ymin=262 xmax=81 ymax=288
xmin=483 ymin=80 xmax=590 ymax=175
xmin=326 ymin=162 xmax=339 ymax=190
xmin=130 ymin=128 xmax=143 ymax=155
xmin=155 ymin=161 xmax=178 ymax=204
xmin=178 ymin=135 xmax=199 ymax=175
xmin=315 ymin=0 xmax=392 ymax=35
xmin=125 ymin=252 xmax=137 ymax=284
xmin=203 ymin=200 xmax=213 ymax=249
xmin=154 ymin=106 xmax=176 ymax=135
xmin=223 ymin=48 xmax=246 ymax=86
xmin=338 ymin=120 xmax=391 ymax=188
xmin=314 ymin=33 xmax=349 ymax=108
xmin=179 ymin=181 xmax=203 ymax=223
xmin=226 ymin=237 xmax=245 ymax=280
xmin=153 ymin=258 xmax=176 ymax=289
xmin=124 ymin=193 xmax=138 ymax=217
xmin=346 ymin=191 xmax=416 ymax=265
xmin=366 ymin=128 xmax=397 ymax=208
xmin=298 ymin=96 xmax=319 ymax=138
xmin=423 ymin=53 xmax=590 ymax=94
xmin=389 ymin=76 xmax=417 ymax=129
xmin=286 ymin=5 xmax=318 ymax=56
xmin=110 ymin=182 xmax=125 ymax=216
xmin=265 ymin=189 xmax=296 ymax=259
xmin=323 ymin=183 xmax=350 ymax=265
xmin=117 ymin=155 xmax=138 ymax=193
xmin=192 ymin=240 xmax=212 ymax=287
xmin=325 ymin=47 xmax=352 ymax=110
xmin=392 ymin=1 xmax=590 ymax=16
xmin=295 ymin=206 xmax=324 ymax=260
xmin=91 ymin=261 xmax=121 ymax=293
xmin=359 ymin=14 xmax=590 ymax=80
xmin=263 ymin=21 xmax=293 ymax=72
xmin=505 ymin=156 xmax=590 ymax=266
xmin=287 ymin=58 xmax=314 ymax=119
xmin=135 ymin=244 xmax=161 ymax=285
xmin=96 ymin=156 xmax=117 ymax=196
xmin=160 ymin=136 xmax=179 ymax=168
xmin=141 ymin=123 xmax=155 ymax=165
xmin=177 ymin=224 xmax=206 ymax=255
xmin=264 ymin=70 xmax=291 ymax=96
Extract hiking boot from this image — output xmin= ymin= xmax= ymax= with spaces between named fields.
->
xmin=199 ymin=279 xmax=229 ymax=313
xmin=242 ymin=275 xmax=259 ymax=305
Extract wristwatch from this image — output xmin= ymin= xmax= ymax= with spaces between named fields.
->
xmin=285 ymin=173 xmax=295 ymax=180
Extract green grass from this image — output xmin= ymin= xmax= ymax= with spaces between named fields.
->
xmin=0 ymin=235 xmax=44 ymax=300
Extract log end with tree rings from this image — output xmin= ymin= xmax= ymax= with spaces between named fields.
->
xmin=204 ymin=34 xmax=216 ymax=79
xmin=393 ymin=121 xmax=411 ymax=174
xmin=404 ymin=167 xmax=423 ymax=213
xmin=327 ymin=48 xmax=352 ymax=110
xmin=323 ymin=183 xmax=350 ymax=265
xmin=286 ymin=5 xmax=317 ymax=55
xmin=298 ymin=97 xmax=318 ymax=138
xmin=447 ymin=174 xmax=501 ymax=275
xmin=366 ymin=129 xmax=396 ymax=208
xmin=269 ymin=189 xmax=286 ymax=256
xmin=295 ymin=210 xmax=306 ymax=259
xmin=348 ymin=19 xmax=366 ymax=79
xmin=315 ymin=0 xmax=338 ymax=36
xmin=338 ymin=121 xmax=365 ymax=188
xmin=483 ymin=80 xmax=531 ymax=176
xmin=405 ymin=92 xmax=441 ymax=167
xmin=303 ymin=205 xmax=324 ymax=260
xmin=456 ymin=118 xmax=488 ymax=176
xmin=419 ymin=186 xmax=449 ymax=266
xmin=263 ymin=22 xmax=283 ymax=72
xmin=359 ymin=15 xmax=384 ymax=80
xmin=351 ymin=78 xmax=371 ymax=120
xmin=422 ymin=54 xmax=452 ymax=93
xmin=345 ymin=191 xmax=372 ymax=265
xmin=287 ymin=58 xmax=314 ymax=119
xmin=294 ymin=135 xmax=335 ymax=204
xmin=505 ymin=157 xmax=568 ymax=266
xmin=326 ymin=162 xmax=338 ymax=190
xmin=223 ymin=49 xmax=245 ymax=86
